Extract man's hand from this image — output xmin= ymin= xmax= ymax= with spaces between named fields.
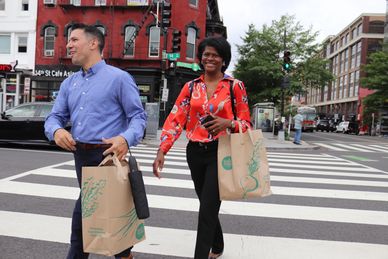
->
xmin=54 ymin=128 xmax=76 ymax=151
xmin=152 ymin=149 xmax=165 ymax=178
xmin=102 ymin=136 xmax=128 ymax=160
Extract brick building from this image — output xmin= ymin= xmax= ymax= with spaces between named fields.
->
xmin=305 ymin=13 xmax=385 ymax=122
xmin=31 ymin=0 xmax=226 ymax=122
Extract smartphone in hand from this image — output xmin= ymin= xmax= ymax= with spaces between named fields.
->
xmin=201 ymin=115 xmax=214 ymax=127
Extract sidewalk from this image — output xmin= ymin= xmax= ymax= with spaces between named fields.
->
xmin=141 ymin=130 xmax=319 ymax=151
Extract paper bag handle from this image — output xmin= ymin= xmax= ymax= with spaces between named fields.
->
xmin=98 ymin=153 xmax=128 ymax=181
xmin=236 ymin=120 xmax=255 ymax=145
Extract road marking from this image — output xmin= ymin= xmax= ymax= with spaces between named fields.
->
xmin=270 ymin=168 xmax=388 ymax=179
xmin=2 ymin=211 xmax=388 ymax=259
xmin=369 ymin=145 xmax=388 ymax=151
xmin=333 ymin=144 xmax=373 ymax=152
xmin=2 ymin=180 xmax=388 ymax=221
xmin=313 ymin=143 xmax=347 ymax=151
xmin=342 ymin=155 xmax=377 ymax=162
xmin=352 ymin=144 xmax=388 ymax=153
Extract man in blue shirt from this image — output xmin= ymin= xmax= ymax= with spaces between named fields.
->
xmin=44 ymin=23 xmax=146 ymax=259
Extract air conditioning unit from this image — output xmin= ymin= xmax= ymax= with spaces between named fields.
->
xmin=95 ymin=0 xmax=106 ymax=5
xmin=43 ymin=0 xmax=55 ymax=4
xmin=44 ymin=50 xmax=54 ymax=56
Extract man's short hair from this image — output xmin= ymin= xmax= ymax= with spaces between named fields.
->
xmin=70 ymin=23 xmax=105 ymax=54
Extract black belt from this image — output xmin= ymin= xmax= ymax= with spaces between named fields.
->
xmin=189 ymin=140 xmax=218 ymax=149
xmin=76 ymin=142 xmax=112 ymax=150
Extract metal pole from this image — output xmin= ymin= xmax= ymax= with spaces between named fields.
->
xmin=160 ymin=0 xmax=168 ymax=123
xmin=281 ymin=28 xmax=286 ymax=116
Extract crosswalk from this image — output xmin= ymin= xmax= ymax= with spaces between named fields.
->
xmin=1 ymin=145 xmax=388 ymax=258
xmin=314 ymin=142 xmax=388 ymax=153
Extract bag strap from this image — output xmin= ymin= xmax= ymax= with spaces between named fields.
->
xmin=229 ymin=79 xmax=237 ymax=120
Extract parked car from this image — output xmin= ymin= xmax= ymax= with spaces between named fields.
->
xmin=0 ymin=102 xmax=61 ymax=143
xmin=336 ymin=121 xmax=359 ymax=134
xmin=316 ymin=119 xmax=330 ymax=132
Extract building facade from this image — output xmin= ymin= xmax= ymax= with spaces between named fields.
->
xmin=0 ymin=0 xmax=37 ymax=112
xmin=305 ymin=13 xmax=385 ymax=122
xmin=31 ymin=0 xmax=225 ymax=123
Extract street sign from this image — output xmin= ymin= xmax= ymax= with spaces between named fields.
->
xmin=176 ymin=61 xmax=201 ymax=71
xmin=161 ymin=88 xmax=169 ymax=102
xmin=166 ymin=53 xmax=180 ymax=61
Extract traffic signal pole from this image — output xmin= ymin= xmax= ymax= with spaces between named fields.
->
xmin=160 ymin=0 xmax=170 ymax=123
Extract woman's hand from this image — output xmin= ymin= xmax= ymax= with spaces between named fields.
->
xmin=153 ymin=149 xmax=165 ymax=178
xmin=203 ymin=115 xmax=232 ymax=135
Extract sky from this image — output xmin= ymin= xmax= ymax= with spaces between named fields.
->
xmin=217 ymin=0 xmax=387 ymax=74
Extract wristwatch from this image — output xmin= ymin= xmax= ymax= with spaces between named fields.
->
xmin=230 ymin=120 xmax=236 ymax=129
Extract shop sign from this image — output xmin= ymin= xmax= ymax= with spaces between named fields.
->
xmin=0 ymin=64 xmax=12 ymax=72
xmin=34 ymin=69 xmax=75 ymax=77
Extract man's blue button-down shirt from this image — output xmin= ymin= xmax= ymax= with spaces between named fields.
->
xmin=44 ymin=60 xmax=147 ymax=146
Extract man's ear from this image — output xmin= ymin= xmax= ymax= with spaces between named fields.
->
xmin=89 ymin=37 xmax=99 ymax=51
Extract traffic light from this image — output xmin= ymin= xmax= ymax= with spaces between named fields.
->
xmin=172 ymin=30 xmax=181 ymax=52
xmin=162 ymin=2 xmax=171 ymax=28
xmin=283 ymin=50 xmax=291 ymax=71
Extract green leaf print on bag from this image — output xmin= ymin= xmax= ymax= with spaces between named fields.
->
xmin=113 ymin=209 xmax=145 ymax=240
xmin=240 ymin=140 xmax=262 ymax=198
xmin=81 ymin=177 xmax=107 ymax=218
xmin=222 ymin=156 xmax=233 ymax=170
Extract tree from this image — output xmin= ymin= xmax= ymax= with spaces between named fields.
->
xmin=361 ymin=50 xmax=388 ymax=126
xmin=234 ymin=15 xmax=333 ymax=108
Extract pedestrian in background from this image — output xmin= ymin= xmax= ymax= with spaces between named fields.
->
xmin=152 ymin=37 xmax=251 ymax=259
xmin=293 ymin=109 xmax=304 ymax=145
xmin=44 ymin=23 xmax=146 ymax=259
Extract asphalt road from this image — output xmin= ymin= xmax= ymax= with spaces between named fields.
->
xmin=0 ymin=139 xmax=388 ymax=259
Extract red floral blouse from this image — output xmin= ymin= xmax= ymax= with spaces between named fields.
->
xmin=159 ymin=74 xmax=251 ymax=154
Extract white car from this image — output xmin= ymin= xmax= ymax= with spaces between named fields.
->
xmin=336 ymin=121 xmax=349 ymax=133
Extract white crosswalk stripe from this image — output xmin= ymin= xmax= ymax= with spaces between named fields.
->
xmin=314 ymin=142 xmax=388 ymax=153
xmin=1 ymin=145 xmax=388 ymax=258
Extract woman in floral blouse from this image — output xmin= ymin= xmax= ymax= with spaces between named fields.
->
xmin=153 ymin=37 xmax=251 ymax=259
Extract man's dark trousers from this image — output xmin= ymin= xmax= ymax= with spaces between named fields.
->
xmin=67 ymin=146 xmax=133 ymax=259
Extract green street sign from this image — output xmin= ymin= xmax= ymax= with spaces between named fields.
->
xmin=176 ymin=61 xmax=201 ymax=71
xmin=166 ymin=53 xmax=180 ymax=61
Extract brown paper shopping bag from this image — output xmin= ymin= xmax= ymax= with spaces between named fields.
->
xmin=81 ymin=154 xmax=145 ymax=256
xmin=217 ymin=123 xmax=271 ymax=200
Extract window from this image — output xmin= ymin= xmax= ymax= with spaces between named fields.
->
xmin=148 ymin=26 xmax=160 ymax=57
xmin=186 ymin=27 xmax=196 ymax=59
xmin=95 ymin=0 xmax=106 ymax=5
xmin=44 ymin=27 xmax=55 ymax=56
xmin=66 ymin=26 xmax=72 ymax=56
xmin=18 ymin=36 xmax=28 ymax=53
xmin=354 ymin=70 xmax=360 ymax=96
xmin=124 ymin=26 xmax=136 ymax=56
xmin=0 ymin=35 xmax=11 ymax=54
xmin=70 ymin=0 xmax=81 ymax=6
xmin=189 ymin=0 xmax=198 ymax=7
xmin=357 ymin=24 xmax=362 ymax=35
xmin=22 ymin=0 xmax=29 ymax=11
xmin=0 ymin=0 xmax=5 ymax=11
